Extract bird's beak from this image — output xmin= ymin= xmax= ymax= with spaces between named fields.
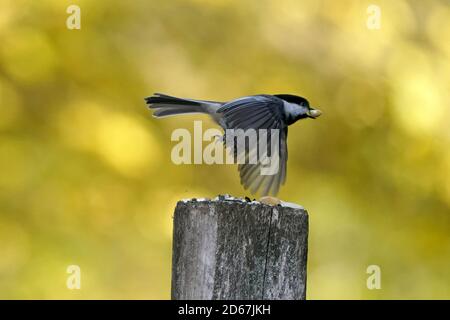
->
xmin=307 ymin=108 xmax=322 ymax=119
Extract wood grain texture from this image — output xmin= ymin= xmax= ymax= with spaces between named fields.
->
xmin=171 ymin=199 xmax=308 ymax=300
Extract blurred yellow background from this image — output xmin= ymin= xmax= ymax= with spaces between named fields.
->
xmin=0 ymin=0 xmax=449 ymax=299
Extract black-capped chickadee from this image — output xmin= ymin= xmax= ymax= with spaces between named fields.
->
xmin=145 ymin=93 xmax=321 ymax=196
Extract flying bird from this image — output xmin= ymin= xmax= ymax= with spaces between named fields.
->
xmin=145 ymin=93 xmax=321 ymax=196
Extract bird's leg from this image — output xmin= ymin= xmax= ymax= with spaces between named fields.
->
xmin=259 ymin=196 xmax=281 ymax=206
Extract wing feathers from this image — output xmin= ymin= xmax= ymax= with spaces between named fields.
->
xmin=218 ymin=95 xmax=288 ymax=196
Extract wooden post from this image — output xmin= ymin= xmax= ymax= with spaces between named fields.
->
xmin=171 ymin=197 xmax=308 ymax=300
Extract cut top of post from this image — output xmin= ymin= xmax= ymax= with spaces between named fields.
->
xmin=171 ymin=197 xmax=309 ymax=300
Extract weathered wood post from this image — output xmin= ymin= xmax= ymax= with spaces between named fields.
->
xmin=171 ymin=196 xmax=309 ymax=300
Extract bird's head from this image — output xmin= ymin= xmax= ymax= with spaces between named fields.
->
xmin=275 ymin=94 xmax=322 ymax=122
xmin=297 ymin=97 xmax=322 ymax=119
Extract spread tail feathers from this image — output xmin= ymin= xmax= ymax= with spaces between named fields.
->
xmin=145 ymin=93 xmax=222 ymax=118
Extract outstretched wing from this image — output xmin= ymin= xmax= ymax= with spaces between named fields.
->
xmin=217 ymin=95 xmax=288 ymax=196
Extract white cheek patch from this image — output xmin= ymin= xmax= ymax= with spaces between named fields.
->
xmin=284 ymin=101 xmax=307 ymax=116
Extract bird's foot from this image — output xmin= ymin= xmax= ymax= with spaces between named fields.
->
xmin=259 ymin=196 xmax=281 ymax=206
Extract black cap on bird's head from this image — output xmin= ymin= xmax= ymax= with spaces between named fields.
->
xmin=275 ymin=94 xmax=322 ymax=119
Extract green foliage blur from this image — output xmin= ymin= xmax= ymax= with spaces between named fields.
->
xmin=0 ymin=0 xmax=449 ymax=299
